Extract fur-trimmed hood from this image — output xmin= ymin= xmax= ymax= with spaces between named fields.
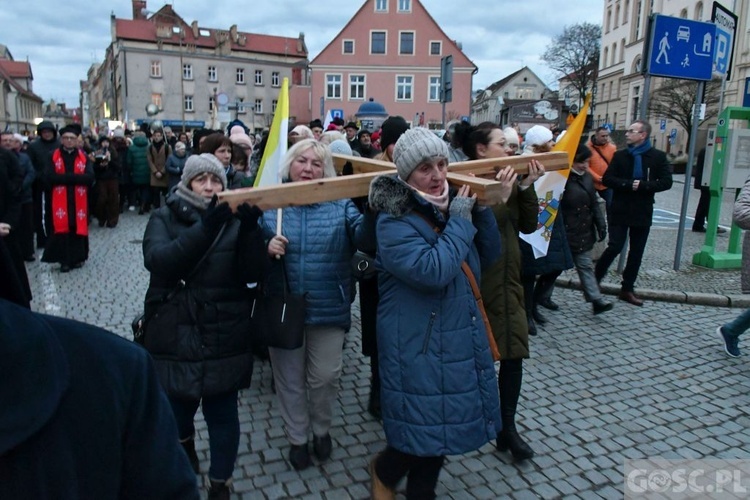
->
xmin=368 ymin=174 xmax=416 ymax=218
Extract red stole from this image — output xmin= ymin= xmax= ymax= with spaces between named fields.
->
xmin=51 ymin=149 xmax=88 ymax=236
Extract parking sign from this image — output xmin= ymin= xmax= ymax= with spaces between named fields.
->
xmin=712 ymin=2 xmax=737 ymax=79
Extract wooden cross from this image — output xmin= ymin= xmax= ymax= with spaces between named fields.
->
xmin=218 ymin=151 xmax=569 ymax=211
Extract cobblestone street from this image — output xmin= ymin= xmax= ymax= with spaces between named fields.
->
xmin=24 ymin=193 xmax=750 ymax=498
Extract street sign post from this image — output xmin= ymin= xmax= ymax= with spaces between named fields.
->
xmin=646 ymin=14 xmax=716 ymax=81
xmin=660 ymin=119 xmax=667 ymax=132
xmin=712 ymin=1 xmax=737 ymax=79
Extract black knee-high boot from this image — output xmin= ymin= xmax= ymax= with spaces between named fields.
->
xmin=496 ymin=359 xmax=534 ymax=460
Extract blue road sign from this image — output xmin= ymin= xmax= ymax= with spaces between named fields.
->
xmin=331 ymin=109 xmax=344 ymax=120
xmin=744 ymin=78 xmax=750 ymax=107
xmin=603 ymin=123 xmax=613 ymax=132
xmin=670 ymin=128 xmax=678 ymax=139
xmin=660 ymin=119 xmax=667 ymax=131
xmin=647 ymin=14 xmax=716 ymax=81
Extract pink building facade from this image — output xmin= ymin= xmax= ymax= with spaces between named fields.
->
xmin=310 ymin=0 xmax=476 ymax=127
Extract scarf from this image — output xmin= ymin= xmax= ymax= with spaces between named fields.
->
xmin=51 ymin=148 xmax=88 ymax=236
xmin=174 ymin=182 xmax=212 ymax=211
xmin=403 ymin=179 xmax=450 ymax=213
xmin=628 ymin=139 xmax=652 ymax=180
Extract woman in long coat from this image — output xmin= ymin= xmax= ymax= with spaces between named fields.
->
xmin=367 ymin=128 xmax=501 ymax=499
xmin=458 ymin=122 xmax=543 ymax=461
xmin=142 ymin=153 xmax=266 ymax=499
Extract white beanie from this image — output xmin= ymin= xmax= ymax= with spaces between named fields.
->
xmin=524 ymin=125 xmax=553 ymax=147
xmin=181 ymin=153 xmax=227 ymax=190
xmin=392 ymin=128 xmax=449 ymax=181
xmin=503 ymin=127 xmax=520 ymax=147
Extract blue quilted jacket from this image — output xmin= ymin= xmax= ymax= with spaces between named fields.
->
xmin=368 ymin=175 xmax=502 ymax=457
xmin=262 ymin=200 xmax=362 ymax=330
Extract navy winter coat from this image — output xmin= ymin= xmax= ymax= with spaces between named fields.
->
xmin=262 ymin=199 xmax=363 ymax=330
xmin=0 ymin=299 xmax=199 ymax=499
xmin=368 ymin=175 xmax=502 ymax=457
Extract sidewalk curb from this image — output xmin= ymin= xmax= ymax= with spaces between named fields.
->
xmin=555 ymin=276 xmax=750 ymax=309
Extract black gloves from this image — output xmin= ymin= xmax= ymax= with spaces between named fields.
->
xmin=597 ymin=229 xmax=607 ymax=242
xmin=201 ymin=195 xmax=233 ymax=233
xmin=235 ymin=203 xmax=263 ymax=231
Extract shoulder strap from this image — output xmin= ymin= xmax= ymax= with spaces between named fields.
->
xmin=164 ymin=225 xmax=226 ymax=301
xmin=461 ymin=262 xmax=501 ymax=362
xmin=592 ymin=145 xmax=611 ymax=166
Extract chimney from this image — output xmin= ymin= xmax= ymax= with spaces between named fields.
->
xmin=230 ymin=24 xmax=238 ymax=42
xmin=191 ymin=20 xmax=199 ymax=38
xmin=132 ymin=0 xmax=147 ymax=20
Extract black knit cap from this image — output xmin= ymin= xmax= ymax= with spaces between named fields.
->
xmin=379 ymin=116 xmax=409 ymax=150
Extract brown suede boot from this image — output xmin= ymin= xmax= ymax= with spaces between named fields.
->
xmin=369 ymin=454 xmax=395 ymax=500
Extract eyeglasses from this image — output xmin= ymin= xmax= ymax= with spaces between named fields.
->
xmin=626 ymin=129 xmax=643 ymax=134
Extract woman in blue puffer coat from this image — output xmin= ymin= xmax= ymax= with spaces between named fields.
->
xmin=263 ymin=139 xmax=365 ymax=471
xmin=366 ymin=128 xmax=502 ymax=499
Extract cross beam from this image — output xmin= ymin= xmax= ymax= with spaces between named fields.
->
xmin=217 ymin=151 xmax=569 ymax=211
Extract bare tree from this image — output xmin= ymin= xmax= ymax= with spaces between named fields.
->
xmin=648 ymin=78 xmax=721 ymax=144
xmin=541 ymin=22 xmax=601 ymax=108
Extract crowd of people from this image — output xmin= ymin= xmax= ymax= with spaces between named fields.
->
xmin=1 ymin=115 xmax=692 ymax=499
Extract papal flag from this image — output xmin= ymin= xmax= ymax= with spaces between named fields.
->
xmin=519 ymin=94 xmax=592 ymax=258
xmin=254 ymin=78 xmax=289 ymax=188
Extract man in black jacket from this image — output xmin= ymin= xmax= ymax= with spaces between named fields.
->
xmin=595 ymin=120 xmax=673 ymax=306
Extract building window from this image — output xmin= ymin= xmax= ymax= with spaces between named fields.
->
xmin=254 ymin=99 xmax=263 ymax=114
xmin=151 ymin=93 xmax=162 ymax=109
xmin=615 ymin=4 xmax=620 ymax=28
xmin=428 ymin=76 xmax=440 ymax=101
xmin=271 ymin=71 xmax=280 ymax=87
xmin=209 ymin=95 xmax=215 ymax=112
xmin=375 ymin=0 xmax=387 ymax=12
xmin=623 ymin=0 xmax=630 ymax=23
xmin=150 ymin=60 xmax=161 ymax=78
xmin=635 ymin=0 xmax=643 ymax=38
xmin=272 ymin=99 xmax=278 ymax=113
xmin=371 ymin=31 xmax=386 ymax=54
xmin=255 ymin=70 xmax=263 ymax=86
xmin=398 ymin=0 xmax=411 ymax=11
xmin=236 ymin=68 xmax=245 ymax=84
xmin=606 ymin=9 xmax=612 ymax=32
xmin=182 ymin=63 xmax=193 ymax=80
xmin=184 ymin=95 xmax=194 ymax=112
xmin=343 ymin=39 xmax=354 ymax=54
xmin=237 ymin=97 xmax=246 ymax=114
xmin=208 ymin=66 xmax=217 ymax=82
xmin=430 ymin=41 xmax=441 ymax=56
xmin=396 ymin=75 xmax=413 ymax=101
xmin=349 ymin=75 xmax=365 ymax=100
xmin=680 ymin=8 xmax=688 ymax=18
xmin=326 ymin=74 xmax=342 ymax=99
xmin=399 ymin=32 xmax=414 ymax=55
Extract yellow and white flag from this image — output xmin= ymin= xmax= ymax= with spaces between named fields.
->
xmin=254 ymin=78 xmax=289 ymax=188
xmin=519 ymin=94 xmax=591 ymax=258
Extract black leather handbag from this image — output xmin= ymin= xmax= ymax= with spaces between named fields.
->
xmin=351 ymin=250 xmax=377 ymax=281
xmin=251 ymin=257 xmax=306 ymax=350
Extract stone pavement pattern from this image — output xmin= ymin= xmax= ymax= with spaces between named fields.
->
xmin=23 ymin=206 xmax=750 ymax=499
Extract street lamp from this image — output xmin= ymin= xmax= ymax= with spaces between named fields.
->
xmin=142 ymin=9 xmax=186 ymax=133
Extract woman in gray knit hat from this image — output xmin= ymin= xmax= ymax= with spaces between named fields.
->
xmin=366 ymin=127 xmax=503 ymax=499
xmin=141 ymin=152 xmax=267 ymax=500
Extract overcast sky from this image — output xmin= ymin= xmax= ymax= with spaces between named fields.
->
xmin=1 ymin=0 xmax=603 ymax=106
